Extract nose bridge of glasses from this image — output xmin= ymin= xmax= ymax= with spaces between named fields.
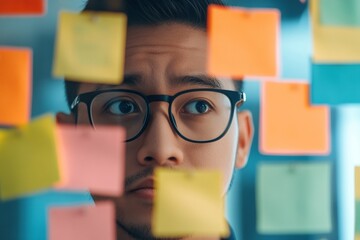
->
xmin=147 ymin=94 xmax=173 ymax=104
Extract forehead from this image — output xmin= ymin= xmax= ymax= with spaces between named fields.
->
xmin=78 ymin=23 xmax=235 ymax=93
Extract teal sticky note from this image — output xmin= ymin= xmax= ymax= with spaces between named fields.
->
xmin=311 ymin=62 xmax=360 ymax=105
xmin=320 ymin=0 xmax=360 ymax=26
xmin=256 ymin=162 xmax=332 ymax=234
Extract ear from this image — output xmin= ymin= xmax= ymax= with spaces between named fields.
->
xmin=235 ymin=110 xmax=254 ymax=169
xmin=56 ymin=112 xmax=76 ymax=124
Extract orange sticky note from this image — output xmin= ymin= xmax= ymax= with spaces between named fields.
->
xmin=260 ymin=81 xmax=330 ymax=155
xmin=0 ymin=0 xmax=45 ymax=15
xmin=207 ymin=5 xmax=280 ymax=78
xmin=56 ymin=124 xmax=125 ymax=196
xmin=0 ymin=47 xmax=32 ymax=126
xmin=48 ymin=201 xmax=115 ymax=240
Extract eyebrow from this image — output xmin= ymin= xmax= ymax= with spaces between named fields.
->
xmin=95 ymin=74 xmax=223 ymax=90
xmin=95 ymin=75 xmax=141 ymax=90
xmin=174 ymin=75 xmax=223 ymax=89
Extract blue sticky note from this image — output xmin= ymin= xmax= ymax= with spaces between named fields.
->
xmin=320 ymin=0 xmax=360 ymax=26
xmin=311 ymin=62 xmax=360 ymax=105
xmin=0 ymin=190 xmax=93 ymax=240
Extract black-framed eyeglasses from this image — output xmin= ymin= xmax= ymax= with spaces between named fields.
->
xmin=71 ymin=88 xmax=246 ymax=143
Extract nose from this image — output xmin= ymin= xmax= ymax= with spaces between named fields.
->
xmin=136 ymin=103 xmax=184 ymax=167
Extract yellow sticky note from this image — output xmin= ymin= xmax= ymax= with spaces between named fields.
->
xmin=53 ymin=11 xmax=127 ymax=84
xmin=356 ymin=167 xmax=360 ymax=199
xmin=311 ymin=0 xmax=360 ymax=62
xmin=0 ymin=115 xmax=60 ymax=200
xmin=152 ymin=168 xmax=228 ymax=237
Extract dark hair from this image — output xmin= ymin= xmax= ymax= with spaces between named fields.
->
xmin=64 ymin=0 xmax=243 ymax=111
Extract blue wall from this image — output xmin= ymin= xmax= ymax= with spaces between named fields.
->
xmin=1 ymin=0 xmax=357 ymax=239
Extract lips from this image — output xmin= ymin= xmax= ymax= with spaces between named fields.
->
xmin=128 ymin=178 xmax=155 ymax=200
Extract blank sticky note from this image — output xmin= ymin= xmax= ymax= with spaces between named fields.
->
xmin=0 ymin=115 xmax=59 ymax=200
xmin=0 ymin=48 xmax=32 ymax=126
xmin=207 ymin=5 xmax=279 ymax=78
xmin=311 ymin=62 xmax=360 ymax=105
xmin=56 ymin=125 xmax=125 ymax=196
xmin=311 ymin=0 xmax=360 ymax=62
xmin=48 ymin=201 xmax=115 ymax=240
xmin=320 ymin=0 xmax=360 ymax=26
xmin=260 ymin=81 xmax=330 ymax=155
xmin=256 ymin=162 xmax=332 ymax=234
xmin=0 ymin=0 xmax=45 ymax=15
xmin=53 ymin=11 xmax=127 ymax=84
xmin=152 ymin=168 xmax=228 ymax=237
xmin=356 ymin=167 xmax=360 ymax=199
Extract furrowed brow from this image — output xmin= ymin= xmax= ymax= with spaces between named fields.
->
xmin=174 ymin=75 xmax=223 ymax=89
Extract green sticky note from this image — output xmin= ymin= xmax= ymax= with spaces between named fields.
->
xmin=320 ymin=0 xmax=360 ymax=26
xmin=256 ymin=162 xmax=332 ymax=234
xmin=356 ymin=201 xmax=360 ymax=233
xmin=0 ymin=115 xmax=60 ymax=200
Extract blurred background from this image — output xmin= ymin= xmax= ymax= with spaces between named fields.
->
xmin=0 ymin=0 xmax=359 ymax=239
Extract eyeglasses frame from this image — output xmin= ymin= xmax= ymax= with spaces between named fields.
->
xmin=71 ymin=88 xmax=246 ymax=143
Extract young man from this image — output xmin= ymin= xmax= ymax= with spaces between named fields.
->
xmin=57 ymin=0 xmax=254 ymax=239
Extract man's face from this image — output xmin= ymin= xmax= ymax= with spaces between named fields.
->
xmin=64 ymin=23 xmax=253 ymax=239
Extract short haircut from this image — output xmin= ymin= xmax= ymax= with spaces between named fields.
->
xmin=64 ymin=0 xmax=243 ymax=111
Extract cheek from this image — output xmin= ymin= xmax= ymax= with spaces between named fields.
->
xmin=188 ymin=120 xmax=239 ymax=191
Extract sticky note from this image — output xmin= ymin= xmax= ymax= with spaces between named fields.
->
xmin=0 ymin=0 xmax=45 ymax=15
xmin=0 ymin=190 xmax=93 ymax=240
xmin=260 ymin=81 xmax=330 ymax=155
xmin=152 ymin=168 xmax=228 ymax=237
xmin=48 ymin=201 xmax=115 ymax=240
xmin=320 ymin=0 xmax=360 ymax=26
xmin=256 ymin=162 xmax=332 ymax=234
xmin=53 ymin=11 xmax=127 ymax=84
xmin=356 ymin=167 xmax=360 ymax=199
xmin=207 ymin=5 xmax=279 ymax=78
xmin=311 ymin=62 xmax=360 ymax=105
xmin=0 ymin=47 xmax=32 ymax=126
xmin=0 ymin=115 xmax=59 ymax=200
xmin=311 ymin=0 xmax=360 ymax=62
xmin=56 ymin=125 xmax=125 ymax=196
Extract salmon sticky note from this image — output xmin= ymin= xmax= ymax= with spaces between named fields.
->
xmin=152 ymin=168 xmax=228 ymax=237
xmin=207 ymin=5 xmax=280 ymax=78
xmin=0 ymin=0 xmax=45 ymax=15
xmin=53 ymin=11 xmax=127 ymax=84
xmin=0 ymin=115 xmax=59 ymax=200
xmin=260 ymin=81 xmax=330 ymax=155
xmin=56 ymin=125 xmax=125 ymax=196
xmin=0 ymin=47 xmax=32 ymax=126
xmin=311 ymin=0 xmax=360 ymax=62
xmin=48 ymin=201 xmax=115 ymax=240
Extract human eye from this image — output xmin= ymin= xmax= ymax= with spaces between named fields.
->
xmin=182 ymin=99 xmax=213 ymax=115
xmin=104 ymin=98 xmax=140 ymax=116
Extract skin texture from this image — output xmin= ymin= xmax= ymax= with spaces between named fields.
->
xmin=57 ymin=23 xmax=254 ymax=240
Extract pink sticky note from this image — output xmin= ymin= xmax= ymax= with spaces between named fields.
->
xmin=56 ymin=124 xmax=125 ymax=196
xmin=48 ymin=201 xmax=115 ymax=240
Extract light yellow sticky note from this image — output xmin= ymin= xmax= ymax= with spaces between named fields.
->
xmin=0 ymin=115 xmax=60 ymax=200
xmin=356 ymin=167 xmax=360 ymax=199
xmin=152 ymin=168 xmax=228 ymax=238
xmin=311 ymin=0 xmax=360 ymax=62
xmin=53 ymin=11 xmax=127 ymax=84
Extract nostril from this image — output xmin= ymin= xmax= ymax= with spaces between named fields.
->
xmin=144 ymin=156 xmax=153 ymax=162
